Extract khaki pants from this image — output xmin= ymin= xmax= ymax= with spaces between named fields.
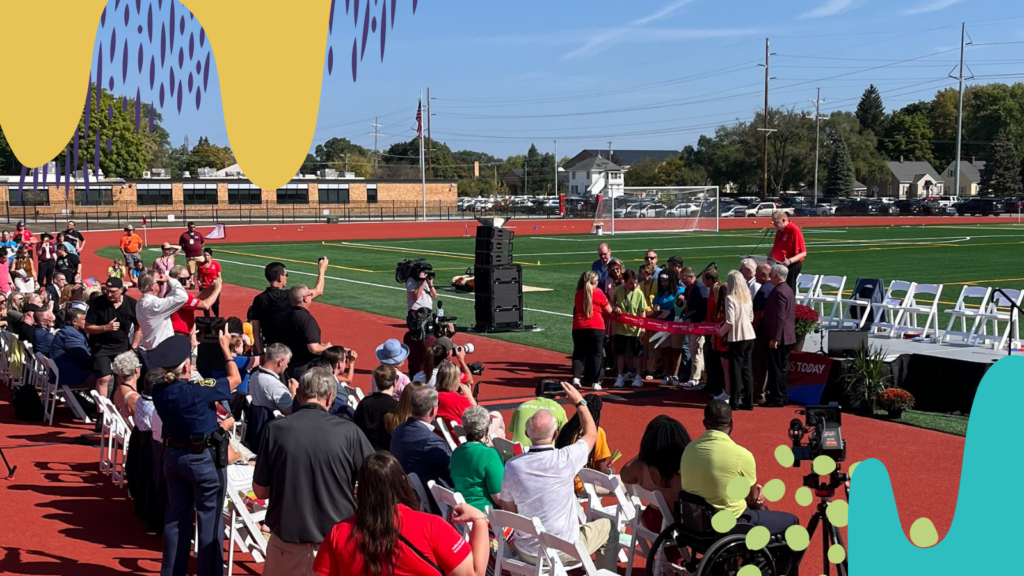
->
xmin=264 ymin=534 xmax=318 ymax=576
xmin=519 ymin=518 xmax=617 ymax=571
xmin=688 ymin=334 xmax=705 ymax=382
xmin=187 ymin=257 xmax=201 ymax=278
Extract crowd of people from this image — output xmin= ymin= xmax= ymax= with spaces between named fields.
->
xmin=3 ymin=213 xmax=816 ymax=576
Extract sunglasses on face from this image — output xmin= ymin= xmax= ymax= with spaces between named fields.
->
xmin=645 ymin=256 xmax=656 ymax=260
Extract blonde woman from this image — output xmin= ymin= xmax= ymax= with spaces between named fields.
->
xmin=719 ymin=270 xmax=756 ymax=410
xmin=572 ymin=270 xmax=613 ymax=389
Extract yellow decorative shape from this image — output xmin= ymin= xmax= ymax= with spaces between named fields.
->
xmin=727 ymin=476 xmax=751 ymax=501
xmin=774 ymin=445 xmax=794 ymax=468
xmin=745 ymin=526 xmax=771 ymax=551
xmin=826 ymin=499 xmax=849 ymax=527
xmin=711 ymin=510 xmax=737 ymax=533
xmin=828 ymin=544 xmax=847 ymax=564
xmin=795 ymin=486 xmax=813 ymax=506
xmin=763 ymin=478 xmax=785 ymax=502
xmin=737 ymin=565 xmax=761 ymax=576
xmin=785 ymin=525 xmax=810 ymax=551
xmin=0 ymin=1 xmax=108 ymax=167
xmin=813 ymin=455 xmax=837 ymax=475
xmin=909 ymin=517 xmax=939 ymax=548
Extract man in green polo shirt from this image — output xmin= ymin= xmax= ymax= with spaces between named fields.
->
xmin=509 ymin=379 xmax=568 ymax=448
xmin=681 ymin=401 xmax=800 ymax=537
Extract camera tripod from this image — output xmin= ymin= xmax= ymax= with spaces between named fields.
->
xmin=788 ymin=469 xmax=849 ymax=576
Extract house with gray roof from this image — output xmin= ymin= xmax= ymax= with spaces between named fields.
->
xmin=566 ymin=155 xmax=624 ymax=198
xmin=863 ymin=160 xmax=944 ymax=199
xmin=941 ymin=160 xmax=987 ymax=197
xmin=562 ymin=149 xmax=679 ymax=171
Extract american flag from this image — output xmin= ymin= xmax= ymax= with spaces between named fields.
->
xmin=415 ymin=97 xmax=423 ymax=137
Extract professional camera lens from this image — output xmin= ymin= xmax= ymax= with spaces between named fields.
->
xmin=460 ymin=343 xmax=475 ymax=355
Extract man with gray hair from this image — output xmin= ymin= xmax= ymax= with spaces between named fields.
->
xmin=249 ymin=343 xmax=299 ymax=415
xmin=276 ymin=284 xmax=332 ymax=380
xmin=761 ymin=264 xmax=796 ymax=407
xmin=740 ymin=258 xmax=760 ymax=298
xmin=253 ymin=366 xmax=372 ymax=576
xmin=136 ymin=270 xmax=188 ymax=351
xmin=500 ymin=382 xmax=615 ymax=571
xmin=390 ymin=386 xmax=453 ymax=489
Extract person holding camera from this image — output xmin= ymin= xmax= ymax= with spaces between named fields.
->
xmin=509 ymin=378 xmax=569 ymax=448
xmin=406 ymin=266 xmax=437 ymax=312
xmin=414 ymin=337 xmax=474 ymax=388
xmin=276 ymin=284 xmax=332 ymax=381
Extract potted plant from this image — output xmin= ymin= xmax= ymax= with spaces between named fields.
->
xmin=876 ymin=388 xmax=915 ymax=420
xmin=842 ymin=343 xmax=889 ymax=415
xmin=794 ymin=304 xmax=820 ymax=350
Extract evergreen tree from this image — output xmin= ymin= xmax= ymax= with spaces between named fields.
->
xmin=982 ymin=131 xmax=1022 ymax=197
xmin=825 ymin=137 xmax=855 ymax=198
xmin=855 ymin=84 xmax=885 ymax=135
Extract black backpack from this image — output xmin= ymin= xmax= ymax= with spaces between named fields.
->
xmin=13 ymin=383 xmax=44 ymax=422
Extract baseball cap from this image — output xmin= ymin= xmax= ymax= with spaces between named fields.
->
xmin=435 ymin=337 xmax=455 ymax=354
xmin=148 ymin=335 xmax=193 ymax=370
xmin=104 ymin=277 xmax=124 ymax=289
xmin=125 ymin=225 xmax=134 ymax=231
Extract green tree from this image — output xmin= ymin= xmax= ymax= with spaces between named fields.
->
xmin=314 ymin=137 xmax=371 ymax=164
xmin=825 ymin=137 xmax=855 ymax=198
xmin=982 ymin=130 xmax=1022 ymax=197
xmin=624 ymin=157 xmax=663 ymax=186
xmin=522 ymin=144 xmax=556 ymax=195
xmin=821 ymin=111 xmax=888 ymax=186
xmin=855 ymin=84 xmax=885 ymax=136
xmin=655 ymin=156 xmax=707 ymax=186
xmin=180 ymin=136 xmax=235 ymax=174
xmin=54 ymin=84 xmax=153 ymax=178
xmin=882 ymin=103 xmax=935 ymax=165
xmin=301 ymin=153 xmax=318 ymax=174
xmin=0 ymin=127 xmax=14 ymax=173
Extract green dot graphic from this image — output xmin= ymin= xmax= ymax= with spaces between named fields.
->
xmin=775 ymin=445 xmax=795 ymax=468
xmin=763 ymin=478 xmax=786 ymax=502
xmin=712 ymin=510 xmax=737 ymax=533
xmin=746 ymin=526 xmax=771 ymax=551
xmin=796 ymin=486 xmax=813 ymax=506
xmin=910 ymin=518 xmax=939 ymax=547
xmin=826 ymin=499 xmax=849 ymax=527
xmin=727 ymin=476 xmax=751 ymax=501
xmin=849 ymin=461 xmax=860 ymax=477
xmin=785 ymin=525 xmax=810 ymax=551
xmin=737 ymin=565 xmax=761 ymax=576
xmin=813 ymin=455 xmax=837 ymax=475
xmin=828 ymin=544 xmax=847 ymax=564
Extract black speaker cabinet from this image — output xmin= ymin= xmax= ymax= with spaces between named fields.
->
xmin=476 ymin=226 xmax=514 ymax=242
xmin=474 ymin=264 xmax=522 ymax=295
xmin=475 ymin=238 xmax=513 ymax=253
xmin=474 ymin=264 xmax=524 ymax=328
xmin=475 ymin=293 xmax=524 ymax=327
xmin=475 ymin=252 xmax=512 ymax=266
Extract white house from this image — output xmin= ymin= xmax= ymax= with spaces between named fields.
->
xmin=941 ymin=160 xmax=986 ymax=197
xmin=566 ymin=155 xmax=624 ymax=199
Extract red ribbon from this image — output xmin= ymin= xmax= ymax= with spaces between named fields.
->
xmin=615 ymin=313 xmax=719 ymax=335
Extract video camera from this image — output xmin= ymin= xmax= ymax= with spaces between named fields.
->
xmin=788 ymin=403 xmax=846 ymax=464
xmin=396 ymin=258 xmax=435 ymax=284
xmin=406 ymin=306 xmax=457 ymax=342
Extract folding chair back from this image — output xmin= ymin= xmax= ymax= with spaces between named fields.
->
xmin=795 ymin=274 xmax=820 ymax=305
xmin=872 ymin=280 xmax=916 ymax=336
xmin=942 ymin=286 xmax=991 ymax=344
xmin=224 ymin=486 xmax=269 ymax=576
xmin=0 ymin=331 xmax=10 ymax=387
xmin=407 ymin=473 xmax=432 ymax=513
xmin=91 ymin=390 xmax=115 ymax=475
xmin=40 ymin=356 xmax=91 ymax=424
xmin=39 ymin=353 xmax=60 ymax=426
xmin=807 ymin=275 xmax=847 ymax=328
xmin=538 ymin=530 xmax=609 ymax=576
xmin=624 ymin=484 xmax=674 ymax=576
xmin=435 ymin=417 xmax=459 ymax=451
xmin=896 ymin=283 xmax=943 ymax=338
xmin=973 ymin=289 xmax=1024 ymax=349
xmin=451 ymin=423 xmax=467 ymax=445
xmin=428 ymin=480 xmax=471 ymax=539
xmin=488 ymin=509 xmax=549 ymax=576
xmin=492 ymin=436 xmax=524 ymax=463
xmin=578 ymin=468 xmax=632 ymax=563
xmin=343 ymin=384 xmax=365 ymax=402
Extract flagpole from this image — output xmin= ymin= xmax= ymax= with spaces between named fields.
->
xmin=419 ymin=90 xmax=427 ymax=221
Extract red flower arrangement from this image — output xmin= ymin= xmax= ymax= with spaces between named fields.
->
xmin=876 ymin=388 xmax=915 ymax=412
xmin=795 ymin=304 xmax=820 ymax=338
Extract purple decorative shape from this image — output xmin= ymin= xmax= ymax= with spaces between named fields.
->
xmin=97 ymin=45 xmax=103 ymax=111
xmin=109 ymin=104 xmax=114 ymax=121
xmin=17 ymin=165 xmax=25 ymax=202
xmin=188 ymin=72 xmax=193 ymax=93
xmin=122 ymin=96 xmax=128 ymax=111
xmin=329 ymin=0 xmax=335 ymax=33
xmin=179 ymin=15 xmax=184 ymax=34
xmin=200 ymin=27 xmax=205 ymax=47
xmin=371 ymin=16 xmax=376 ymax=33
xmin=42 ymin=163 xmax=48 ymax=187
xmin=328 ymin=46 xmax=333 ymax=74
xmin=73 ymin=130 xmax=80 ymax=172
xmin=196 ymin=87 xmax=201 ymax=110
xmin=135 ymin=0 xmax=141 ymax=14
xmin=32 ymin=167 xmax=37 ymax=193
xmin=161 ymin=24 xmax=166 ymax=66
xmin=84 ymin=87 xmax=92 ymax=149
xmin=391 ymin=0 xmax=395 ymax=28
xmin=123 ymin=4 xmax=129 ymax=26
xmin=191 ymin=11 xmax=194 ymax=19
xmin=170 ymin=68 xmax=176 ymax=95
xmin=65 ymin=146 xmax=71 ymax=195
xmin=149 ymin=56 xmax=156 ymax=88
xmin=189 ymin=32 xmax=194 ymax=59
xmin=176 ymin=80 xmax=183 ymax=113
xmin=346 ymin=0 xmax=350 ymax=14
xmin=136 ymin=88 xmax=142 ymax=134
xmin=95 ymin=127 xmax=101 ymax=176
xmin=116 ymin=0 xmax=121 ymax=10
xmin=351 ymin=38 xmax=357 ymax=81
xmin=110 ymin=29 xmax=116 ymax=62
xmin=159 ymin=83 xmax=165 ymax=107
xmin=159 ymin=0 xmax=163 ymax=8
xmin=413 ymin=0 xmax=417 ymax=14
xmin=149 ymin=103 xmax=155 ymax=132
xmin=138 ymin=25 xmax=143 ymax=34
xmin=109 ymin=76 xmax=114 ymax=90
xmin=360 ymin=0 xmax=369 ymax=59
xmin=178 ymin=47 xmax=183 ymax=69
xmin=84 ymin=157 xmax=90 ymax=197
xmin=138 ymin=43 xmax=144 ymax=72
xmin=147 ymin=4 xmax=153 ymax=41
xmin=203 ymin=52 xmax=210 ymax=90
xmin=101 ymin=6 xmax=107 ymax=27
xmin=196 ymin=59 xmax=201 ymax=74
xmin=107 ymin=137 xmax=112 ymax=154
xmin=380 ymin=2 xmax=386 ymax=60
xmin=122 ymin=39 xmax=128 ymax=83
xmin=354 ymin=0 xmax=359 ymax=26
xmin=169 ymin=1 xmax=175 ymax=52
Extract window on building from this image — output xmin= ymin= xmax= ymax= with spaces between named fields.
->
xmin=366 ymin=184 xmax=378 ymax=204
xmin=949 ymin=170 xmax=955 ymax=177
xmin=136 ymin=183 xmax=173 ymax=205
xmin=275 ymin=183 xmax=309 ymax=205
xmin=318 ymin=183 xmax=349 ymax=204
xmin=227 ymin=183 xmax=262 ymax=205
xmin=75 ymin=186 xmax=114 ymax=206
xmin=10 ymin=188 xmax=50 ymax=206
xmin=183 ymin=183 xmax=218 ymax=205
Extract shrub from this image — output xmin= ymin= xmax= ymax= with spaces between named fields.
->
xmin=876 ymin=388 xmax=915 ymax=412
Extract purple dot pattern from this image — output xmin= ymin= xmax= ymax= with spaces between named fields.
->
xmin=333 ymin=0 xmax=408 ymax=79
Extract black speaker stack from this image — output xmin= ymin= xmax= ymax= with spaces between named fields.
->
xmin=474 ymin=226 xmax=524 ymax=331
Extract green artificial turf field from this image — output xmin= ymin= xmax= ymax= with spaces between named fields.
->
xmin=100 ymin=223 xmax=1024 ymax=355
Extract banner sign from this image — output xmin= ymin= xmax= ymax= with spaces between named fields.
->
xmin=787 ymin=352 xmax=833 ymax=405
xmin=616 ymin=313 xmax=719 ymax=335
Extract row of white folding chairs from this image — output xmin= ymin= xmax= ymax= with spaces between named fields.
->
xmin=941 ymin=286 xmax=1023 ymax=347
xmin=37 ymin=351 xmax=93 ymax=425
xmin=89 ymin=390 xmax=131 ymax=488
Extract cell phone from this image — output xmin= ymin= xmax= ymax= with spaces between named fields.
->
xmin=318 ymin=256 xmax=326 ymax=264
xmin=541 ymin=380 xmax=566 ymax=398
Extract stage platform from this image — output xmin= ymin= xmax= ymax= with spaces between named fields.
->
xmin=804 ymin=330 xmax=1022 ymax=364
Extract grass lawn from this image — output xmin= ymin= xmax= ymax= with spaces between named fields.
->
xmin=875 ymin=409 xmax=970 ymax=436
xmin=98 ymin=222 xmax=1024 ymax=355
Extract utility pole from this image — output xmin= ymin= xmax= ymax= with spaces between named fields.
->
xmin=341 ymin=153 xmax=350 ymax=174
xmin=809 ymin=88 xmax=826 ymax=205
xmin=419 ymin=89 xmax=426 ymax=220
xmin=426 ymin=87 xmax=433 ymax=173
xmin=369 ymin=117 xmax=383 ymax=176
xmin=524 ymin=162 xmax=528 ymax=196
xmin=952 ymin=23 xmax=973 ymax=198
xmin=554 ymin=140 xmax=558 ymax=198
xmin=757 ymin=38 xmax=776 ymax=199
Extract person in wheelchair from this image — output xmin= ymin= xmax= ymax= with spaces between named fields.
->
xmin=680 ymin=401 xmax=799 ymax=536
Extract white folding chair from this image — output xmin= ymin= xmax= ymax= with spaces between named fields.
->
xmin=539 ymin=530 xmax=616 ymax=576
xmin=624 ymin=484 xmax=675 ymax=576
xmin=343 ymin=384 xmax=365 ymax=402
xmin=428 ymin=480 xmax=471 ymax=539
xmin=40 ymin=356 xmax=91 ymax=424
xmin=941 ymin=286 xmax=991 ymax=344
xmin=489 ymin=509 xmax=550 ymax=576
xmin=492 ymin=436 xmax=524 ymax=463
xmin=972 ymin=289 xmax=1024 ymax=349
xmin=578 ymin=469 xmax=633 ymax=563
xmin=435 ymin=417 xmax=459 ymax=451
xmin=40 ymin=354 xmax=60 ymax=426
xmin=0 ymin=331 xmax=11 ymax=387
xmin=806 ymin=275 xmax=847 ymax=328
xmin=91 ymin=390 xmax=115 ymax=475
xmin=407 ymin=472 xmax=432 ymax=513
xmin=794 ymin=274 xmax=820 ymax=306
xmin=109 ymin=407 xmax=131 ymax=488
xmin=451 ymin=422 xmax=467 ymax=445
xmin=224 ymin=486 xmax=269 ymax=576
xmin=895 ymin=283 xmax=943 ymax=339
xmin=872 ymin=281 xmax=916 ymax=336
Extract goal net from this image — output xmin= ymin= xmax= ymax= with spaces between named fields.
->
xmin=589 ymin=186 xmax=719 ymax=235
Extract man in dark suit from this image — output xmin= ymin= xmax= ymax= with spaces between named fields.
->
xmin=390 ymin=386 xmax=452 ymax=488
xmin=762 ymin=264 xmax=796 ymax=407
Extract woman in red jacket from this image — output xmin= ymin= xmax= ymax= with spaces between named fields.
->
xmin=573 ymin=270 xmax=614 ymax=389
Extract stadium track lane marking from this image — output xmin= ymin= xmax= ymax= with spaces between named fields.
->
xmin=215 ymin=248 xmax=375 ymax=273
xmin=214 ymin=257 xmax=572 ymax=318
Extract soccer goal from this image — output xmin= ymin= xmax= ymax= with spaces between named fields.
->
xmin=589 ymin=186 xmax=719 ymax=235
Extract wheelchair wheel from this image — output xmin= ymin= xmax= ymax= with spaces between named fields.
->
xmin=645 ymin=522 xmax=694 ymax=576
xmin=696 ymin=534 xmax=777 ymax=576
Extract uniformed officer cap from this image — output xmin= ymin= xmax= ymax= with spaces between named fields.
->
xmin=149 ymin=335 xmax=193 ymax=369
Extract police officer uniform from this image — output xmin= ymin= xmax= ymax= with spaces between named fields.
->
xmin=151 ymin=335 xmax=232 ymax=576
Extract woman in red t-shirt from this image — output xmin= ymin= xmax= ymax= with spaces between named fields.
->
xmin=436 ymin=361 xmax=476 ymax=425
xmin=314 ymin=452 xmax=490 ymax=576
xmin=572 ymin=270 xmax=614 ymax=389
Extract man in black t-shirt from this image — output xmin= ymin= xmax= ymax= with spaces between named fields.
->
xmin=84 ymin=278 xmax=141 ymax=397
xmin=63 ymin=220 xmax=85 ymax=253
xmin=251 ymin=259 xmax=328 ymax=355
xmin=55 ymin=244 xmax=82 ymax=283
xmin=276 ymin=285 xmax=332 ymax=381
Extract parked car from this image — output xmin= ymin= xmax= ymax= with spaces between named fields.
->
xmin=720 ymin=205 xmax=747 ymax=218
xmin=895 ymin=200 xmax=923 ymax=215
xmin=871 ymin=201 xmax=899 ymax=215
xmin=733 ymin=196 xmax=761 ymax=206
xmin=631 ymin=203 xmax=667 ymax=218
xmin=745 ymin=202 xmax=792 ymax=218
xmin=1002 ymin=196 xmax=1024 ymax=214
xmin=835 ymin=201 xmax=878 ymax=216
xmin=792 ymin=203 xmax=833 ymax=217
xmin=937 ymin=195 xmax=962 ymax=207
xmin=666 ymin=203 xmax=700 ymax=217
xmin=958 ymin=198 xmax=1005 ymax=216
xmin=921 ymin=202 xmax=958 ymax=216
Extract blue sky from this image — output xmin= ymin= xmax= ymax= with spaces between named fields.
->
xmin=95 ymin=0 xmax=1024 ymax=161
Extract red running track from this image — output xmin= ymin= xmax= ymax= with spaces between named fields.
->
xmin=0 ymin=217 xmax=970 ymax=575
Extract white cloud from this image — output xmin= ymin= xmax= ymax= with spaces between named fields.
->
xmin=562 ymin=0 xmax=698 ymax=60
xmin=901 ymin=0 xmax=963 ymax=15
xmin=799 ymin=0 xmax=857 ymax=19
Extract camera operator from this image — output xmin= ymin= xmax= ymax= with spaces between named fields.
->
xmin=406 ymin=267 xmax=437 ymax=312
xmin=680 ymin=401 xmax=799 ymax=541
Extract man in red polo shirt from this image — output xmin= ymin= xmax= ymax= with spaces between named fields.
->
xmin=197 ymin=249 xmax=223 ymax=317
xmin=767 ymin=210 xmax=806 ymax=292
xmin=169 ymin=266 xmax=223 ymax=337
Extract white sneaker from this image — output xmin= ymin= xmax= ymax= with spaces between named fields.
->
xmin=714 ymin=391 xmax=730 ymax=402
xmin=592 ymin=382 xmax=603 ymax=390
xmin=614 ymin=375 xmax=625 ymax=388
xmin=683 ymin=379 xmax=699 ymax=389
xmin=572 ymin=378 xmax=581 ymax=388
xmin=632 ymin=375 xmax=644 ymax=388
xmin=645 ymin=374 xmax=656 ymax=381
